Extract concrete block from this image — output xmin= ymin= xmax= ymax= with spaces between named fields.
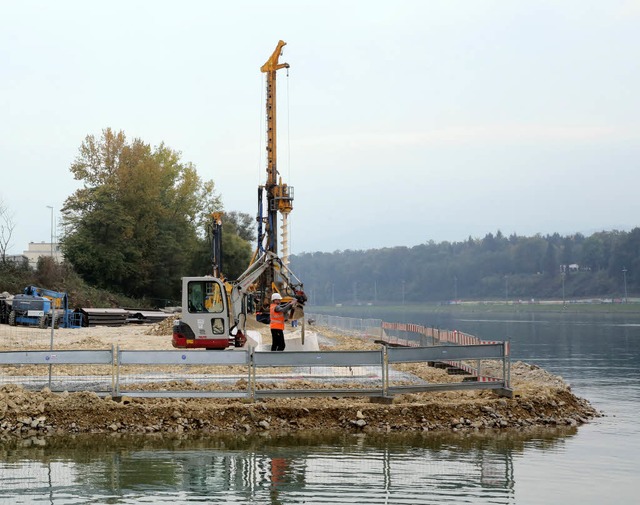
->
xmin=254 ymin=329 xmax=320 ymax=352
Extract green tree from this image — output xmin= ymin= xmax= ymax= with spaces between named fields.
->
xmin=189 ymin=211 xmax=254 ymax=280
xmin=61 ymin=128 xmax=221 ymax=301
xmin=581 ymin=232 xmax=612 ymax=271
xmin=543 ymin=242 xmax=558 ymax=277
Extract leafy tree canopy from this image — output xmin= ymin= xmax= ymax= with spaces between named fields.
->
xmin=61 ymin=128 xmax=224 ymax=301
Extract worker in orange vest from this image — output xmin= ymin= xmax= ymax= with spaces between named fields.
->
xmin=270 ymin=292 xmax=297 ymax=351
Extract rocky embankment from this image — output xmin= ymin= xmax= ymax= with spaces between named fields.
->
xmin=0 ymin=369 xmax=599 ymax=439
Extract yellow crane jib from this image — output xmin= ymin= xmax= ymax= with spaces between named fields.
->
xmin=260 ymin=39 xmax=290 ymax=74
xmin=261 ymin=40 xmax=290 ymax=189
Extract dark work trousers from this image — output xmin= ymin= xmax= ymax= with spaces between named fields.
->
xmin=271 ymin=328 xmax=286 ymax=351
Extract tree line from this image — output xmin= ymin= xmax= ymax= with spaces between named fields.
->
xmin=289 ymin=229 xmax=639 ymax=305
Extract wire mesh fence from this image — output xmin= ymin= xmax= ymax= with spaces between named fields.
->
xmin=0 ymin=325 xmax=61 ymax=351
xmin=115 ymin=349 xmax=252 ymax=398
xmin=306 ymin=314 xmax=383 ymax=340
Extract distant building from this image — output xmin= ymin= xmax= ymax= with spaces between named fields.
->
xmin=4 ymin=254 xmax=28 ymax=266
xmin=22 ymin=242 xmax=63 ymax=269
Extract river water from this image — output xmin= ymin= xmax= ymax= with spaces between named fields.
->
xmin=0 ymin=309 xmax=638 ymax=504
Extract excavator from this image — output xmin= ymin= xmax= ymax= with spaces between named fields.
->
xmin=172 ymin=41 xmax=306 ymax=351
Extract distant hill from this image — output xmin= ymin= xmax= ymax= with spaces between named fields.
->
xmin=290 ymin=229 xmax=638 ymax=304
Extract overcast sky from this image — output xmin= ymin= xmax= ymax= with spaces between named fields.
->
xmin=1 ymin=0 xmax=639 ymax=256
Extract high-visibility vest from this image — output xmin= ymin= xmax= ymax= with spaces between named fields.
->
xmin=270 ymin=302 xmax=285 ymax=330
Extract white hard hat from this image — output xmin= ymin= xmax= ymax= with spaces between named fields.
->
xmin=271 ymin=292 xmax=282 ymax=301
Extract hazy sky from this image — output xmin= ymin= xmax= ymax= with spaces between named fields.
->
xmin=1 ymin=0 xmax=639 ymax=256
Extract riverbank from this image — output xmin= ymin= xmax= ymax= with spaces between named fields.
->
xmin=0 ymin=321 xmax=600 ymax=439
xmin=0 ymin=377 xmax=598 ymax=440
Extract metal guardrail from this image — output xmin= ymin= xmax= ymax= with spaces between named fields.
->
xmin=0 ymin=343 xmax=511 ymax=399
xmin=0 ymin=348 xmax=115 ymax=392
xmin=0 ymin=349 xmax=113 ymax=365
xmin=388 ymin=343 xmax=507 ymax=362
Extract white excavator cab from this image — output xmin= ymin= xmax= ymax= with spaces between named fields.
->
xmin=172 ymin=276 xmax=246 ymax=350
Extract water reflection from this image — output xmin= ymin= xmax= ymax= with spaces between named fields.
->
xmin=0 ymin=429 xmax=578 ymax=504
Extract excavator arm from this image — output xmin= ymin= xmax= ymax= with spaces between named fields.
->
xmin=229 ymin=250 xmax=306 ymax=328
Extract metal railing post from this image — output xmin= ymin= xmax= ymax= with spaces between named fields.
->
xmin=382 ymin=346 xmax=388 ymax=397
xmin=505 ymin=341 xmax=511 ymax=388
xmin=115 ymin=344 xmax=120 ymax=397
xmin=48 ymin=309 xmax=56 ymax=389
xmin=111 ymin=344 xmax=116 ymax=396
xmin=250 ymin=348 xmax=255 ymax=402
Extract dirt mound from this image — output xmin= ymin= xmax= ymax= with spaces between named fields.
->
xmin=71 ymin=336 xmax=106 ymax=348
xmin=145 ymin=315 xmax=179 ymax=336
xmin=0 ymin=369 xmax=600 ymax=439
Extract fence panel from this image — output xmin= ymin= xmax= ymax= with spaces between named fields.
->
xmin=252 ymin=350 xmax=385 ymax=398
xmin=116 ymin=349 xmax=251 ymax=398
xmin=386 ymin=343 xmax=510 ymax=395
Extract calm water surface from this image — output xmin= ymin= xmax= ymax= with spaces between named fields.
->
xmin=0 ymin=310 xmax=638 ymax=504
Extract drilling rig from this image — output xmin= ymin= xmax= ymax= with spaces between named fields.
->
xmin=253 ymin=39 xmax=305 ymax=316
xmin=172 ymin=41 xmax=306 ymax=351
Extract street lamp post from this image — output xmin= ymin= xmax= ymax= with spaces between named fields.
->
xmin=46 ymin=205 xmax=54 ymax=259
xmin=561 ymin=271 xmax=566 ymax=308
xmin=45 ymin=205 xmax=55 ymax=387
xmin=622 ymin=267 xmax=628 ymax=303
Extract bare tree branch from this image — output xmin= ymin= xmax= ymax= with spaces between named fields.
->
xmin=0 ymin=199 xmax=16 ymax=264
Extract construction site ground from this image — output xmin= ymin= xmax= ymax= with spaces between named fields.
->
xmin=0 ymin=317 xmax=600 ymax=439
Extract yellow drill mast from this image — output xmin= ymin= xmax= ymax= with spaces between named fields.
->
xmin=260 ymin=40 xmax=293 ymax=262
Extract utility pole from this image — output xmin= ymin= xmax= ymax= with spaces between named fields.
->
xmin=561 ymin=271 xmax=566 ymax=308
xmin=622 ymin=267 xmax=628 ymax=303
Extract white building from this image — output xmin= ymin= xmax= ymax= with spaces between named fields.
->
xmin=22 ymin=241 xmax=63 ymax=269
